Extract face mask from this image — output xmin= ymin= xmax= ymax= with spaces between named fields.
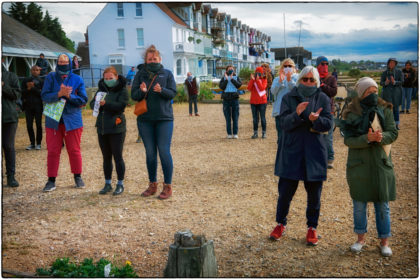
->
xmin=317 ymin=64 xmax=329 ymax=78
xmin=187 ymin=76 xmax=193 ymax=81
xmin=283 ymin=67 xmax=293 ymax=75
xmin=360 ymin=92 xmax=378 ymax=107
xmin=57 ymin=64 xmax=70 ymax=75
xmin=104 ymin=78 xmax=118 ymax=88
xmin=297 ymin=83 xmax=318 ymax=97
xmin=146 ymin=63 xmax=162 ymax=73
xmin=227 ymin=70 xmax=233 ymax=75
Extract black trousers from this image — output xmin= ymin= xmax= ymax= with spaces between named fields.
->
xmin=189 ymin=94 xmax=198 ymax=114
xmin=25 ymin=105 xmax=43 ymax=145
xmin=2 ymin=122 xmax=18 ymax=175
xmin=251 ymin=104 xmax=267 ymax=132
xmin=98 ymin=132 xmax=126 ymax=181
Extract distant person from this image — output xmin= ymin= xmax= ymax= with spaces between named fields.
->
xmin=380 ymin=58 xmax=403 ymax=130
xmin=316 ymin=56 xmax=337 ymax=169
xmin=341 ymin=77 xmax=397 ymax=257
xmin=270 ymin=66 xmax=332 ymax=245
xmin=36 ymin=53 xmax=49 ymax=76
xmin=184 ymin=72 xmax=200 ymax=116
xmin=131 ymin=45 xmax=177 ymax=199
xmin=2 ymin=62 xmax=21 ymax=187
xmin=41 ymin=53 xmax=88 ymax=192
xmin=261 ymin=63 xmax=273 ymax=103
xmin=401 ymin=60 xmax=415 ymax=114
xmin=271 ymin=58 xmax=298 ymax=143
xmin=22 ymin=65 xmax=44 ymax=150
xmin=90 ymin=66 xmax=128 ymax=195
xmin=248 ymin=66 xmax=268 ymax=139
xmin=332 ymin=68 xmax=338 ymax=80
xmin=72 ymin=55 xmax=80 ymax=75
xmin=126 ymin=66 xmax=136 ymax=88
xmin=219 ymin=65 xmax=242 ymax=139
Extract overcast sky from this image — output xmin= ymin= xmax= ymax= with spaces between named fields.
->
xmin=2 ymin=1 xmax=418 ymax=62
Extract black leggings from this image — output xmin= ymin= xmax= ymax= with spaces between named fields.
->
xmin=98 ymin=132 xmax=126 ymax=181
xmin=251 ymin=104 xmax=267 ymax=132
xmin=25 ymin=105 xmax=43 ymax=145
xmin=2 ymin=122 xmax=17 ymax=176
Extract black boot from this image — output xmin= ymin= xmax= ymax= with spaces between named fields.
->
xmin=6 ymin=174 xmax=19 ymax=187
xmin=74 ymin=175 xmax=85 ymax=188
xmin=99 ymin=183 xmax=113 ymax=194
xmin=113 ymin=184 xmax=124 ymax=195
xmin=251 ymin=131 xmax=258 ymax=139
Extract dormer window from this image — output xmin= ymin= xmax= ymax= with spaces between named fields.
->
xmin=117 ymin=3 xmax=124 ymax=17
xmin=136 ymin=3 xmax=142 ymax=17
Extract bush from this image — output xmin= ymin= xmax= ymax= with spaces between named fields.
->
xmin=198 ymin=81 xmax=215 ymax=101
xmin=348 ymin=69 xmax=361 ymax=78
xmin=36 ymin=257 xmax=138 ymax=278
xmin=173 ymin=84 xmax=188 ymax=103
xmin=239 ymin=67 xmax=254 ymax=83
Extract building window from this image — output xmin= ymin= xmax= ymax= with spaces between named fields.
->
xmin=109 ymin=55 xmax=123 ymax=65
xmin=136 ymin=3 xmax=142 ymax=16
xmin=207 ymin=60 xmax=213 ymax=76
xmin=117 ymin=3 xmax=124 ymax=17
xmin=176 ymin=59 xmax=182 ymax=76
xmin=136 ymin=28 xmax=144 ymax=47
xmin=117 ymin=29 xmax=125 ymax=48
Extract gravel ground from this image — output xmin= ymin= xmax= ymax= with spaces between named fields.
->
xmin=2 ymin=101 xmax=418 ymax=277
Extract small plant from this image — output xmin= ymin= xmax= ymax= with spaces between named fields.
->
xmin=36 ymin=257 xmax=138 ymax=278
xmin=348 ymin=68 xmax=361 ymax=78
xmin=239 ymin=67 xmax=254 ymax=83
xmin=198 ymin=81 xmax=215 ymax=101
xmin=188 ymin=36 xmax=194 ymax=43
xmin=196 ymin=39 xmax=202 ymax=44
xmin=174 ymin=84 xmax=188 ymax=103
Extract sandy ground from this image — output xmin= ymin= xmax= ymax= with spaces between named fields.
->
xmin=2 ymin=101 xmax=418 ymax=277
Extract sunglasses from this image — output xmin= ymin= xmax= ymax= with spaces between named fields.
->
xmin=320 ymin=62 xmax=329 ymax=66
xmin=301 ymin=77 xmax=316 ymax=83
xmin=283 ymin=65 xmax=293 ymax=68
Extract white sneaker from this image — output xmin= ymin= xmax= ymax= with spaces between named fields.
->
xmin=350 ymin=242 xmax=364 ymax=253
xmin=233 ymin=134 xmax=238 ymax=139
xmin=227 ymin=135 xmax=233 ymax=139
xmin=380 ymin=245 xmax=392 ymax=257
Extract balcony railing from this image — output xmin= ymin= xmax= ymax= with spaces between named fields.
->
xmin=204 ymin=47 xmax=213 ymax=56
xmin=220 ymin=49 xmax=227 ymax=57
xmin=173 ymin=42 xmax=194 ymax=53
xmin=242 ymin=54 xmax=247 ymax=61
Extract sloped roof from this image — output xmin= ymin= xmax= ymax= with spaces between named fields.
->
xmin=155 ymin=3 xmax=188 ymax=27
xmin=1 ymin=12 xmax=73 ymax=59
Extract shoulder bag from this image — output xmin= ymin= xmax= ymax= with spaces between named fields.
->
xmin=134 ymin=75 xmax=157 ymax=116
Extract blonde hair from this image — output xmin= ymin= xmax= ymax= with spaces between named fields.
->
xmin=143 ymin=45 xmax=161 ymax=62
xmin=279 ymin=58 xmax=296 ymax=73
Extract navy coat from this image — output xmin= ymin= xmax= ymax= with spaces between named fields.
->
xmin=274 ymin=87 xmax=333 ymax=181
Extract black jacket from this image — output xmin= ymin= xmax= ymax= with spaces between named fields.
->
xmin=2 ymin=66 xmax=21 ymax=123
xmin=21 ymin=75 xmax=44 ymax=109
xmin=36 ymin=58 xmax=49 ymax=76
xmin=219 ymin=75 xmax=242 ymax=100
xmin=131 ymin=64 xmax=177 ymax=121
xmin=90 ymin=75 xmax=129 ymax=135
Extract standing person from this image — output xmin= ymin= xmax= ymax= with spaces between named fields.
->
xmin=271 ymin=58 xmax=299 ymax=144
xmin=380 ymin=58 xmax=403 ymax=130
xmin=248 ymin=66 xmax=268 ymax=139
xmin=131 ymin=45 xmax=177 ymax=200
xmin=2 ymin=63 xmax=21 ymax=187
xmin=401 ymin=60 xmax=415 ymax=114
xmin=36 ymin=53 xmax=49 ymax=77
xmin=126 ymin=66 xmax=136 ymax=88
xmin=72 ymin=55 xmax=80 ymax=75
xmin=184 ymin=72 xmax=200 ymax=116
xmin=316 ymin=56 xmax=337 ymax=169
xmin=22 ymin=65 xmax=44 ymax=150
xmin=219 ymin=65 xmax=242 ymax=139
xmin=269 ymin=66 xmax=333 ymax=245
xmin=332 ymin=68 xmax=338 ymax=80
xmin=340 ymin=77 xmax=397 ymax=257
xmin=90 ymin=66 xmax=128 ymax=195
xmin=262 ymin=63 xmax=273 ymax=104
xmin=41 ymin=53 xmax=88 ymax=192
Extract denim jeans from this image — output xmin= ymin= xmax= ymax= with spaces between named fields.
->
xmin=251 ymin=103 xmax=267 ymax=132
xmin=326 ymin=121 xmax=334 ymax=161
xmin=276 ymin=177 xmax=323 ymax=228
xmin=223 ymin=99 xmax=239 ymax=135
xmin=353 ymin=200 xmax=391 ymax=238
xmin=392 ymin=106 xmax=400 ymax=125
xmin=189 ymin=94 xmax=198 ymax=114
xmin=2 ymin=122 xmax=18 ymax=176
xmin=139 ymin=120 xmax=173 ymax=184
xmin=401 ymin=87 xmax=413 ymax=111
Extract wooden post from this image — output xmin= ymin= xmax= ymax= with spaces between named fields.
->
xmin=164 ymin=230 xmax=217 ymax=277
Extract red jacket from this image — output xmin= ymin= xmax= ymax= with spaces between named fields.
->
xmin=248 ymin=78 xmax=267 ymax=104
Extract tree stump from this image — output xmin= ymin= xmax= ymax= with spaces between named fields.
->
xmin=164 ymin=230 xmax=217 ymax=277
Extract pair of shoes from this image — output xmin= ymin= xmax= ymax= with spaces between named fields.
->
xmin=380 ymin=245 xmax=392 ymax=257
xmin=306 ymin=227 xmax=319 ymax=246
xmin=141 ymin=182 xmax=172 ymax=199
xmin=136 ymin=136 xmax=142 ymax=143
xmin=262 ymin=132 xmax=267 ymax=139
xmin=26 ymin=145 xmax=35 ymax=150
xmin=158 ymin=183 xmax=172 ymax=199
xmin=195 ymin=113 xmax=200 ymax=116
xmin=99 ymin=183 xmax=113 ymax=194
xmin=74 ymin=177 xmax=85 ymax=188
xmin=35 ymin=144 xmax=41 ymax=150
xmin=233 ymin=134 xmax=238 ymax=139
xmin=251 ymin=132 xmax=258 ymax=139
xmin=350 ymin=242 xmax=365 ymax=253
xmin=6 ymin=174 xmax=19 ymax=187
xmin=406 ymin=110 xmax=410 ymax=114
xmin=227 ymin=135 xmax=233 ymax=139
xmin=269 ymin=224 xmax=286 ymax=241
xmin=400 ymin=110 xmax=405 ymax=114
xmin=113 ymin=184 xmax=124 ymax=195
xmin=43 ymin=181 xmax=56 ymax=192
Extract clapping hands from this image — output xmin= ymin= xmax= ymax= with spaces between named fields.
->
xmin=58 ymin=84 xmax=72 ymax=98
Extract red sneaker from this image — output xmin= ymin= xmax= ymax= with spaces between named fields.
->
xmin=306 ymin=227 xmax=318 ymax=246
xmin=269 ymin=224 xmax=285 ymax=241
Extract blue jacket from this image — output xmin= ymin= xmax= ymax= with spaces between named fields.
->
xmin=271 ymin=74 xmax=298 ymax=117
xmin=274 ymin=87 xmax=333 ymax=181
xmin=126 ymin=69 xmax=136 ymax=80
xmin=41 ymin=53 xmax=87 ymax=131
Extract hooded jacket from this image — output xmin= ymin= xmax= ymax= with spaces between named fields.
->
xmin=131 ymin=63 xmax=177 ymax=121
xmin=2 ymin=65 xmax=21 ymax=124
xmin=90 ymin=75 xmax=129 ymax=135
xmin=248 ymin=68 xmax=268 ymax=104
xmin=380 ymin=59 xmax=403 ymax=107
xmin=41 ymin=53 xmax=88 ymax=131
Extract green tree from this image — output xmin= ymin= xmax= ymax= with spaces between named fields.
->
xmin=8 ymin=2 xmax=26 ymax=22
xmin=26 ymin=3 xmax=45 ymax=34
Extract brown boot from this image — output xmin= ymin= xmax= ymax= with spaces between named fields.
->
xmin=141 ymin=182 xmax=157 ymax=197
xmin=158 ymin=183 xmax=172 ymax=199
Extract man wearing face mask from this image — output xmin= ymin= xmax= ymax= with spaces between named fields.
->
xmin=184 ymin=72 xmax=200 ymax=116
xmin=41 ymin=53 xmax=88 ymax=192
xmin=316 ymin=56 xmax=337 ymax=169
